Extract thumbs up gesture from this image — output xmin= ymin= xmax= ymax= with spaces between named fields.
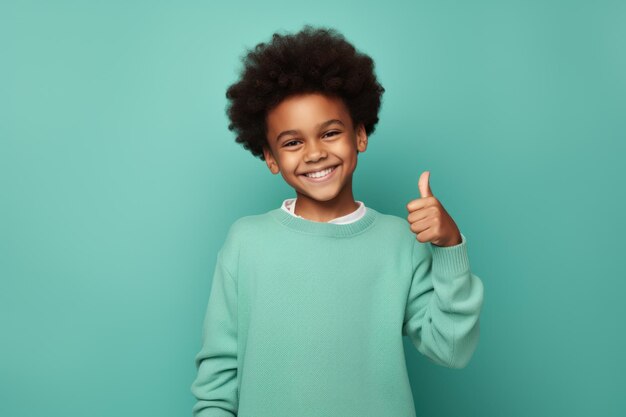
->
xmin=406 ymin=171 xmax=462 ymax=247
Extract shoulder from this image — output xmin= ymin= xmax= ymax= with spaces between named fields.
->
xmin=365 ymin=209 xmax=433 ymax=271
xmin=226 ymin=209 xmax=275 ymax=237
xmin=367 ymin=209 xmax=426 ymax=256
xmin=216 ymin=212 xmax=269 ymax=276
xmin=220 ymin=210 xmax=276 ymax=250
xmin=370 ymin=209 xmax=430 ymax=256
xmin=370 ymin=209 xmax=415 ymax=241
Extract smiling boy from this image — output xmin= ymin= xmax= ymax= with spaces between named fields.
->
xmin=190 ymin=25 xmax=484 ymax=417
xmin=263 ymin=93 xmax=366 ymax=222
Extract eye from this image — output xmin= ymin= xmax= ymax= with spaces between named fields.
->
xmin=284 ymin=140 xmax=301 ymax=147
xmin=324 ymin=131 xmax=340 ymax=138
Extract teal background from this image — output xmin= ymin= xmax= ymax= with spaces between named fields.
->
xmin=2 ymin=1 xmax=624 ymax=416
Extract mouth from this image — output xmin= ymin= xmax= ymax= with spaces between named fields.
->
xmin=300 ymin=165 xmax=339 ymax=183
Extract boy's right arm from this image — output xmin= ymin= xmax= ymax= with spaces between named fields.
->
xmin=190 ymin=249 xmax=238 ymax=417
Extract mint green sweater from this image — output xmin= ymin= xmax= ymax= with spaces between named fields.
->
xmin=191 ymin=207 xmax=484 ymax=417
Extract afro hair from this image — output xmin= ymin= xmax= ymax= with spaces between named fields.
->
xmin=225 ymin=25 xmax=386 ymax=161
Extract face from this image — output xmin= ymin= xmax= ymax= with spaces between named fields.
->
xmin=263 ymin=92 xmax=368 ymax=219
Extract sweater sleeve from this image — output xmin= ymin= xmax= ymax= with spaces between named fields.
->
xmin=191 ymin=248 xmax=239 ymax=417
xmin=402 ymin=233 xmax=484 ymax=369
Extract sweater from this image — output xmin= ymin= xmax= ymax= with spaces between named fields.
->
xmin=191 ymin=206 xmax=484 ymax=417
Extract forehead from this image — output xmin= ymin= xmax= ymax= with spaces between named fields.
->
xmin=266 ymin=93 xmax=350 ymax=131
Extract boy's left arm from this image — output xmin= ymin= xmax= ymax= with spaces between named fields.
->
xmin=402 ymin=171 xmax=484 ymax=368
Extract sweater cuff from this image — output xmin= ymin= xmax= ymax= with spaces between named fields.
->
xmin=430 ymin=232 xmax=470 ymax=276
xmin=195 ymin=409 xmax=236 ymax=417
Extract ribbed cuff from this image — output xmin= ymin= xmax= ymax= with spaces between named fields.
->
xmin=430 ymin=233 xmax=471 ymax=276
xmin=195 ymin=408 xmax=236 ymax=417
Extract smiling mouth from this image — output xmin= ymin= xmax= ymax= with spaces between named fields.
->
xmin=300 ymin=165 xmax=339 ymax=181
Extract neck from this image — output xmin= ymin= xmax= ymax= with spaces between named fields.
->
xmin=293 ymin=194 xmax=359 ymax=223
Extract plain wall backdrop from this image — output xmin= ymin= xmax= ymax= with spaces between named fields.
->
xmin=2 ymin=1 xmax=625 ymax=416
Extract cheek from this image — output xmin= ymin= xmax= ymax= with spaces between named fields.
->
xmin=339 ymin=144 xmax=358 ymax=161
xmin=282 ymin=160 xmax=302 ymax=176
xmin=335 ymin=140 xmax=356 ymax=156
xmin=344 ymin=150 xmax=360 ymax=171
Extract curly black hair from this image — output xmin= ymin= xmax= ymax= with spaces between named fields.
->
xmin=225 ymin=25 xmax=386 ymax=161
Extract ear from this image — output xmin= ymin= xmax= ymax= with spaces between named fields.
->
xmin=262 ymin=145 xmax=280 ymax=174
xmin=356 ymin=123 xmax=368 ymax=153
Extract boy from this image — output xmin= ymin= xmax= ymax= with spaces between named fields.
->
xmin=191 ymin=25 xmax=484 ymax=417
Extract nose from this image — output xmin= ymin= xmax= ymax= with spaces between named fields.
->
xmin=303 ymin=140 xmax=327 ymax=163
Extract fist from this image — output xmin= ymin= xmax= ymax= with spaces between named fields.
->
xmin=406 ymin=171 xmax=462 ymax=247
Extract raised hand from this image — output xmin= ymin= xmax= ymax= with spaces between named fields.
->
xmin=406 ymin=171 xmax=462 ymax=247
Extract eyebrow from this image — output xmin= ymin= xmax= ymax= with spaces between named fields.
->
xmin=275 ymin=119 xmax=345 ymax=143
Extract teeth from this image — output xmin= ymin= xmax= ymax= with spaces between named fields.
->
xmin=305 ymin=166 xmax=335 ymax=178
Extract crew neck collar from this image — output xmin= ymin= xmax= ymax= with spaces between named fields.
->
xmin=269 ymin=206 xmax=379 ymax=237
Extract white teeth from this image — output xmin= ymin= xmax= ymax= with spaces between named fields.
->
xmin=304 ymin=166 xmax=336 ymax=178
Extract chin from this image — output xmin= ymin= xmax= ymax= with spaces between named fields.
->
xmin=302 ymin=190 xmax=343 ymax=202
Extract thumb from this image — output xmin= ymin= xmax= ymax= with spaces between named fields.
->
xmin=418 ymin=171 xmax=433 ymax=198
